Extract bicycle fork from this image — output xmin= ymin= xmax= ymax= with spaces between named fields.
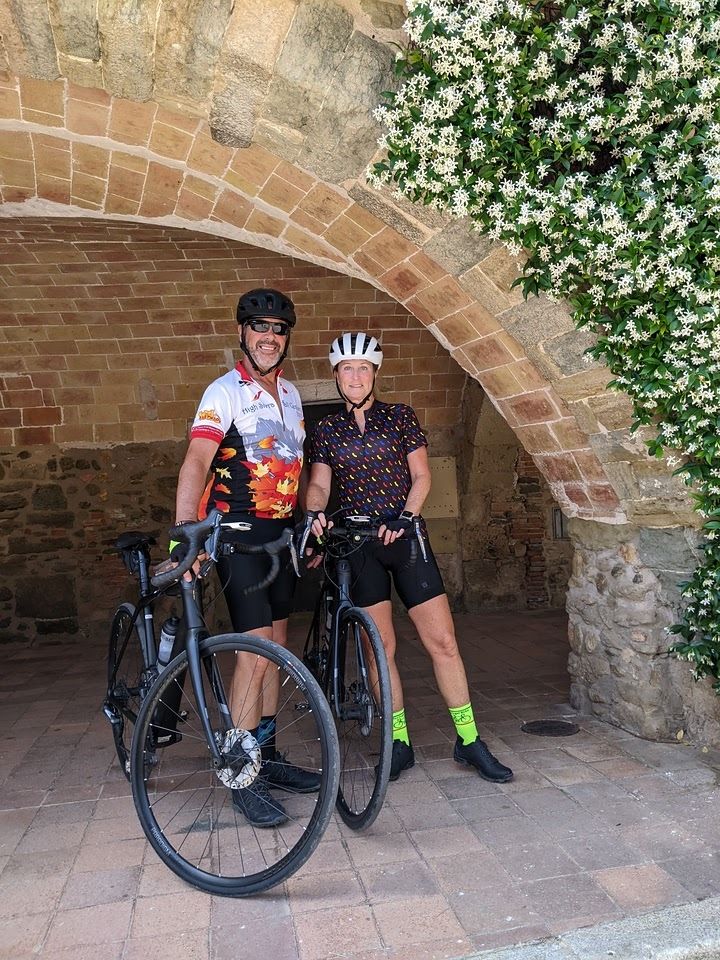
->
xmin=180 ymin=577 xmax=227 ymax=768
xmin=329 ymin=560 xmax=372 ymax=724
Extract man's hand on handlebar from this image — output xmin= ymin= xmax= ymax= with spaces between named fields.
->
xmin=298 ymin=510 xmax=333 ymax=569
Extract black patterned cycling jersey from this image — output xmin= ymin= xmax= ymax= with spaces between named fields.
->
xmin=309 ymin=400 xmax=427 ymax=520
xmin=190 ymin=361 xmax=305 ymax=521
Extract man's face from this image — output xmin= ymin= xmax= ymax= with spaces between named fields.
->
xmin=242 ymin=317 xmax=289 ymax=373
xmin=335 ymin=358 xmax=376 ymax=403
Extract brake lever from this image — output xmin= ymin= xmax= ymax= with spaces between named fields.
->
xmin=288 ymin=532 xmax=300 ymax=577
xmin=413 ymin=518 xmax=428 ymax=562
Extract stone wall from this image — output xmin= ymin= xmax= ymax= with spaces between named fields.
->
xmin=565 ymin=519 xmax=720 ymax=742
xmin=0 ymin=442 xmax=179 ymax=644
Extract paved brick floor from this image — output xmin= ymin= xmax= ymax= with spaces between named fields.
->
xmin=2 ymin=608 xmax=720 ymax=960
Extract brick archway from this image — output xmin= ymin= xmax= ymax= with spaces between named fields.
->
xmin=0 ymin=74 xmax=622 ymax=521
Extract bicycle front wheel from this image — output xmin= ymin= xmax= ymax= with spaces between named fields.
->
xmin=131 ymin=633 xmax=339 ymax=896
xmin=334 ymin=607 xmax=392 ymax=830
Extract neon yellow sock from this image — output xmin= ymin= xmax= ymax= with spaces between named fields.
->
xmin=392 ymin=708 xmax=410 ymax=746
xmin=449 ymin=703 xmax=478 ymax=746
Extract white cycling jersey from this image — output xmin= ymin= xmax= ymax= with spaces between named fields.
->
xmin=190 ymin=361 xmax=305 ymax=521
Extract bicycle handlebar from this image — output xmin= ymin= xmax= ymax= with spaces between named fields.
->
xmin=298 ymin=515 xmax=427 ymax=564
xmin=150 ymin=510 xmax=296 ymax=590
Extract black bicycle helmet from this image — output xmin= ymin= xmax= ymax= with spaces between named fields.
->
xmin=236 ymin=288 xmax=296 ymax=327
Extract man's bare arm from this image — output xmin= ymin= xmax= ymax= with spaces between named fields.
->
xmin=175 ymin=437 xmax=219 ymax=522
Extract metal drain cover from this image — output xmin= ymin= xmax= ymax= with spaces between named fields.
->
xmin=521 ymin=719 xmax=579 ymax=737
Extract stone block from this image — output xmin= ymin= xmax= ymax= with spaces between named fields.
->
xmin=47 ymin=0 xmax=100 ymax=60
xmin=0 ymin=0 xmax=60 ymax=79
xmin=637 ymin=527 xmax=701 ymax=574
xmin=423 ymin=218 xmax=493 ymax=276
xmin=360 ymin=0 xmax=406 ymax=29
xmin=462 ymin=334 xmax=516 ymax=371
xmin=347 ymin=184 xmax=437 ymax=246
xmin=98 ymin=0 xmax=158 ymax=101
xmin=299 ymin=31 xmax=396 ymax=183
xmin=16 ymin=574 xmax=77 ymax=619
xmin=555 ymin=367 xmax=612 ymax=402
xmin=153 ymin=0 xmax=232 ymax=108
xmin=57 ymin=51 xmax=104 ymax=89
xmin=459 ymin=264 xmax=519 ymax=317
xmin=540 ymin=329 xmax=598 ymax=379
xmin=589 ymin=429 xmax=653 ymax=465
xmin=31 ymin=484 xmax=67 ymax=509
xmin=586 ymin=392 xmax=635 ymax=431
xmin=263 ymin=0 xmax=353 ymax=132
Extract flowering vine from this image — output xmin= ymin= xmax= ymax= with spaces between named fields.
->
xmin=370 ymin=0 xmax=720 ymax=687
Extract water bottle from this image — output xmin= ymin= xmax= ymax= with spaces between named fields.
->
xmin=157 ymin=616 xmax=180 ymax=668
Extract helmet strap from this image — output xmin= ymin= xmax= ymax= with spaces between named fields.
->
xmin=241 ymin=324 xmax=290 ymax=376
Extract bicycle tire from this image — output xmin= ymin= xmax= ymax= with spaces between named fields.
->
xmin=106 ymin=602 xmax=153 ymax=780
xmin=333 ymin=607 xmax=392 ymax=830
xmin=131 ymin=633 xmax=340 ymax=896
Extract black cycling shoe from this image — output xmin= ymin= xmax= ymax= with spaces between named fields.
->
xmin=387 ymin=739 xmax=415 ymax=782
xmin=232 ymin=780 xmax=289 ymax=827
xmin=453 ymin=736 xmax=513 ymax=783
xmin=262 ymin=749 xmax=321 ymax=794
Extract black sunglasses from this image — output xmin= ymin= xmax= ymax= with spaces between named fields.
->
xmin=247 ymin=319 xmax=289 ymax=336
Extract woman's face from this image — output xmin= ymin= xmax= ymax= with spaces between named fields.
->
xmin=335 ymin=359 xmax=376 ymax=404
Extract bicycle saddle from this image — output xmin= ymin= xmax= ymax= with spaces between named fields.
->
xmin=115 ymin=532 xmax=157 ymax=551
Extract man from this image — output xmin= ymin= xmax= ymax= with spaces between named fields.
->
xmin=173 ymin=287 xmax=319 ymax=827
xmin=304 ymin=332 xmax=513 ymax=784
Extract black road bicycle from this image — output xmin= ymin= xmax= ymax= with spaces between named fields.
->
xmin=299 ymin=515 xmax=424 ymax=830
xmin=104 ymin=511 xmax=340 ymax=896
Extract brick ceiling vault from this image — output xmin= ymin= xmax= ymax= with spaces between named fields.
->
xmin=0 ymin=60 xmax=624 ymax=522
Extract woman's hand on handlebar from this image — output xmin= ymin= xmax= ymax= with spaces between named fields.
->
xmin=377 ymin=515 xmax=412 ymax=546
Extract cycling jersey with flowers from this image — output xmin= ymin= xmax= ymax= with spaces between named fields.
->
xmin=190 ymin=361 xmax=304 ymax=521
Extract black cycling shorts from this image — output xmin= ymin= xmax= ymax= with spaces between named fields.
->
xmin=215 ymin=517 xmax=296 ymax=632
xmin=346 ymin=535 xmax=445 ymax=610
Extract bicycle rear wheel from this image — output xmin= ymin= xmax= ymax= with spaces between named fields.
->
xmin=106 ymin=602 xmax=154 ymax=780
xmin=334 ymin=607 xmax=392 ymax=830
xmin=131 ymin=633 xmax=339 ymax=896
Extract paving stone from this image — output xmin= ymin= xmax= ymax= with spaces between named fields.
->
xmin=556 ymin=829 xmax=645 ymax=870
xmin=660 ymin=850 xmax=720 ymax=898
xmin=286 ymin=868 xmax=366 ymax=911
xmin=520 ymin=873 xmax=621 ymax=930
xmin=121 ymin=932 xmax=207 ymax=960
xmin=210 ymin=918 xmax=294 ymax=960
xmin=72 ymin=838 xmax=146 ymax=872
xmin=359 ymin=859 xmax=439 ymax=902
xmin=130 ymin=890 xmax=211 ymax=938
xmin=294 ymin=905 xmax=381 ymax=959
xmin=372 ymin=893 xmax=466 ymax=947
xmin=496 ymin=841 xmax=584 ymax=883
xmin=60 ymin=866 xmax=140 ymax=909
xmin=0 ymin=912 xmax=52 ymax=957
xmin=410 ymin=824 xmax=488 ymax=860
xmin=592 ymin=863 xmax=688 ymax=910
xmin=44 ymin=901 xmax=133 ymax=950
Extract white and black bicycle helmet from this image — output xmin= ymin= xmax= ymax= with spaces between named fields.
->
xmin=328 ymin=332 xmax=383 ymax=369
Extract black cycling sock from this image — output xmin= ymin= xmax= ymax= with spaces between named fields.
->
xmin=257 ymin=714 xmax=277 ymax=760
